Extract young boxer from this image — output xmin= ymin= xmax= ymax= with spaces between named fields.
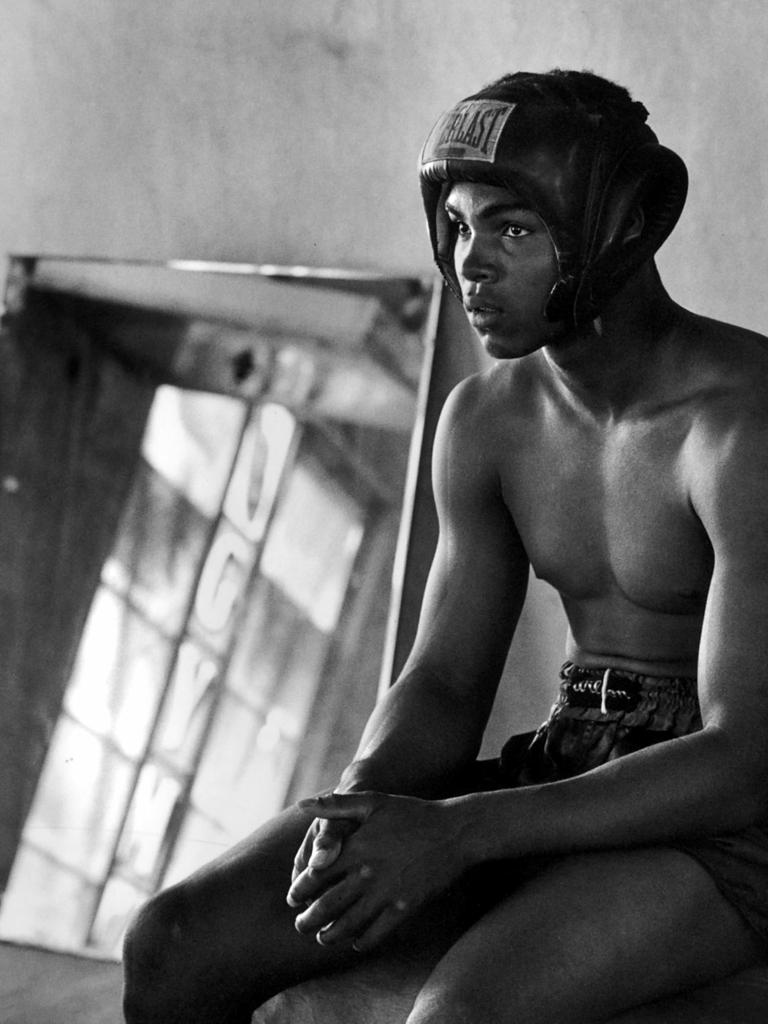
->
xmin=123 ymin=70 xmax=768 ymax=1024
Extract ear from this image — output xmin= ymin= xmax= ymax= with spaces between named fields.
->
xmin=594 ymin=143 xmax=687 ymax=261
xmin=570 ymin=143 xmax=687 ymax=325
xmin=623 ymin=206 xmax=645 ymax=245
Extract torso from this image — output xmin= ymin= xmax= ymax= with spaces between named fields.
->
xmin=474 ymin=312 xmax=768 ymax=677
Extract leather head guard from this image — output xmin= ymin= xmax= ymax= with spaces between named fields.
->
xmin=419 ymin=77 xmax=688 ymax=326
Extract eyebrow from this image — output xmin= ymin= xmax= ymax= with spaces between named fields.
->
xmin=444 ymin=197 xmax=532 ymax=220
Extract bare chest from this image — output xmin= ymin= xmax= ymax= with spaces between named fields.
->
xmin=500 ymin=416 xmax=713 ymax=613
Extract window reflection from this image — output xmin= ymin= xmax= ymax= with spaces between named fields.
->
xmin=142 ymin=387 xmax=247 ymax=518
xmin=0 ymin=381 xmax=408 ymax=958
xmin=260 ymin=459 xmax=364 ymax=633
xmin=224 ymin=404 xmax=297 ymax=543
xmin=102 ymin=461 xmax=211 ymax=635
xmin=153 ymin=640 xmax=218 ymax=770
xmin=64 ymin=588 xmax=174 ymax=759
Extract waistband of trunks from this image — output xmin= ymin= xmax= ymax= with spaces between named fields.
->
xmin=559 ymin=661 xmax=698 ymax=715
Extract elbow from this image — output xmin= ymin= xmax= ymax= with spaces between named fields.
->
xmin=723 ymin=783 xmax=768 ymax=832
xmin=719 ymin=756 xmax=768 ymax=831
xmin=733 ymin=772 xmax=768 ymax=829
xmin=703 ymin=725 xmax=768 ymax=831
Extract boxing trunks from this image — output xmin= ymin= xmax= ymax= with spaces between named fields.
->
xmin=478 ymin=662 xmax=768 ymax=949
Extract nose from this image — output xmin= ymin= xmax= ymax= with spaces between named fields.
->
xmin=454 ymin=230 xmax=498 ymax=284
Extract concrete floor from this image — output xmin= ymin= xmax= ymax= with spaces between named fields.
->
xmin=0 ymin=941 xmax=123 ymax=1024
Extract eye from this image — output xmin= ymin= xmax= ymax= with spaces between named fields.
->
xmin=446 ymin=212 xmax=470 ymax=238
xmin=503 ymin=223 xmax=531 ymax=239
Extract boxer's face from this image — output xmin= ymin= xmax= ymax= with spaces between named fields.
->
xmin=445 ymin=181 xmax=564 ymax=359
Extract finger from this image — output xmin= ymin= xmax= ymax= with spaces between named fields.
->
xmin=290 ymin=826 xmax=316 ymax=886
xmin=288 ymin=820 xmax=358 ymax=906
xmin=287 ymin=865 xmax=326 ymax=909
xmin=349 ymin=899 xmax=411 ymax=953
xmin=298 ymin=792 xmax=376 ymax=822
xmin=289 ymin=789 xmax=341 ymax=883
xmin=313 ymin=884 xmax=408 ymax=949
xmin=289 ymin=817 xmax=350 ymax=893
xmin=294 ymin=870 xmax=368 ymax=936
xmin=307 ymin=839 xmax=341 ymax=871
xmin=288 ymin=854 xmax=350 ymax=909
xmin=307 ymin=818 xmax=351 ymax=870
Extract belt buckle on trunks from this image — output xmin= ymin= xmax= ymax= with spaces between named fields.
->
xmin=566 ymin=667 xmax=642 ymax=714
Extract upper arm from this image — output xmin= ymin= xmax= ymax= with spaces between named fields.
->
xmin=403 ymin=376 xmax=530 ymax=709
xmin=692 ymin=411 xmax=768 ymax=774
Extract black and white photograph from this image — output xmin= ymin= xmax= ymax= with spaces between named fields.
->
xmin=1 ymin=3 xmax=767 ymax=1021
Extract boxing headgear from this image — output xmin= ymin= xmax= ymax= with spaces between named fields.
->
xmin=419 ymin=80 xmax=688 ymax=326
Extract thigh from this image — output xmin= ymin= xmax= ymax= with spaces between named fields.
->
xmin=165 ymin=802 xmax=357 ymax=989
xmin=408 ymin=846 xmax=765 ymax=1024
xmin=124 ymin=802 xmax=362 ymax=1021
xmin=128 ymin=800 xmax=496 ymax=1016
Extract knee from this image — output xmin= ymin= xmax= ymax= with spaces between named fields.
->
xmin=122 ymin=886 xmax=192 ymax=1024
xmin=408 ymin=968 xmax=534 ymax=1024
xmin=408 ymin=982 xmax=487 ymax=1024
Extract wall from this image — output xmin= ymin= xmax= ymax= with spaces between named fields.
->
xmin=1 ymin=0 xmax=766 ymax=740
xmin=0 ymin=1 xmax=766 ymax=330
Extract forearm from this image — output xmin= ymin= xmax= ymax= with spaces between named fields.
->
xmin=452 ymin=725 xmax=768 ymax=866
xmin=338 ymin=666 xmax=492 ymax=798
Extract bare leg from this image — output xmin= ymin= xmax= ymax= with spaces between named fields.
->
xmin=121 ymin=800 xmax=490 ymax=1023
xmin=123 ymin=813 xmax=764 ymax=1024
xmin=406 ymin=847 xmax=763 ymax=1024
xmin=122 ymin=803 xmax=362 ymax=1023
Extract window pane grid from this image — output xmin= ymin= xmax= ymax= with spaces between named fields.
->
xmin=0 ymin=387 xmax=386 ymax=961
xmin=84 ymin=402 xmax=301 ymax=950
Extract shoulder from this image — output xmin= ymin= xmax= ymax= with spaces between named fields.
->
xmin=432 ymin=358 xmax=540 ymax=505
xmin=680 ymin=314 xmax=768 ymax=447
xmin=438 ymin=356 xmax=541 ymax=439
xmin=681 ymin=315 xmax=768 ymax=539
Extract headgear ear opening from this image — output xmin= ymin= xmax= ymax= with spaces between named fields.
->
xmin=568 ymin=143 xmax=688 ymax=325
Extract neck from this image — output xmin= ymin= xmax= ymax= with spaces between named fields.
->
xmin=542 ymin=265 xmax=682 ymax=418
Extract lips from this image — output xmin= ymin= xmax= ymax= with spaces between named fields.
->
xmin=465 ymin=294 xmax=503 ymax=312
xmin=465 ymin=299 xmax=503 ymax=328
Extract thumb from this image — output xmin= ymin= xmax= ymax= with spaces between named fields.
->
xmin=307 ymin=810 xmax=362 ymax=870
xmin=307 ymin=819 xmax=347 ymax=870
xmin=299 ymin=792 xmax=376 ymax=823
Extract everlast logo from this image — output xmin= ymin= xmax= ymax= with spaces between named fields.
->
xmin=421 ymin=100 xmax=515 ymax=165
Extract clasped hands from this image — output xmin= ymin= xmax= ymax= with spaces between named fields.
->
xmin=286 ymin=791 xmax=465 ymax=953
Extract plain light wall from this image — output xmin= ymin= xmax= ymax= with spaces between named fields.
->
xmin=0 ymin=0 xmax=766 ymax=332
xmin=1 ymin=0 xmax=766 ymax=740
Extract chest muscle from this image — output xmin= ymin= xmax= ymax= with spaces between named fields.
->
xmin=500 ymin=418 xmax=713 ymax=613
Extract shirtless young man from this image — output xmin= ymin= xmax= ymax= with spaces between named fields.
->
xmin=122 ymin=70 xmax=768 ymax=1024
